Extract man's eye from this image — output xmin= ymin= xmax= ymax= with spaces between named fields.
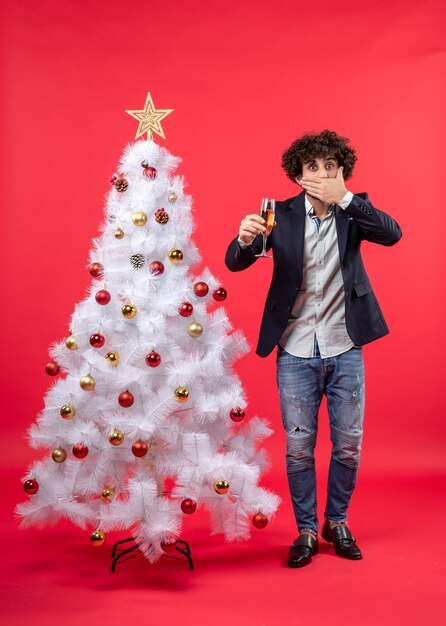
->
xmin=326 ymin=163 xmax=334 ymax=169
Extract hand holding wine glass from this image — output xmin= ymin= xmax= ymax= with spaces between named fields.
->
xmin=238 ymin=198 xmax=276 ymax=254
xmin=238 ymin=214 xmax=267 ymax=244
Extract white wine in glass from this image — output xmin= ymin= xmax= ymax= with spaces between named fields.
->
xmin=255 ymin=198 xmax=275 ymax=258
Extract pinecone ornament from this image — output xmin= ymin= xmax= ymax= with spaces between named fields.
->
xmin=155 ymin=209 xmax=169 ymax=224
xmin=130 ymin=253 xmax=145 ymax=269
xmin=114 ymin=177 xmax=129 ymax=192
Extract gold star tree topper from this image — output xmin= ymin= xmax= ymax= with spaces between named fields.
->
xmin=125 ymin=92 xmax=173 ymax=140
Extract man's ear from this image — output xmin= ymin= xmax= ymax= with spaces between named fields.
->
xmin=295 ymin=176 xmax=303 ymax=185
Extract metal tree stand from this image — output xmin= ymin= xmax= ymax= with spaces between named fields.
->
xmin=110 ymin=537 xmax=194 ymax=573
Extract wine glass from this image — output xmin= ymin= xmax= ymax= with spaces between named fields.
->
xmin=255 ymin=198 xmax=275 ymax=258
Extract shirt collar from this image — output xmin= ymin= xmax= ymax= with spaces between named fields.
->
xmin=305 ymin=195 xmax=335 ymax=218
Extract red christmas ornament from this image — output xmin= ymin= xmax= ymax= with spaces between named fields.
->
xmin=90 ymin=333 xmax=105 ymax=348
xmin=213 ymin=287 xmax=227 ymax=302
xmin=72 ymin=443 xmax=89 ymax=459
xmin=131 ymin=440 xmax=148 ymax=457
xmin=45 ymin=361 xmax=60 ymax=376
xmin=230 ymin=407 xmax=245 ymax=422
xmin=181 ymin=499 xmax=197 ymax=514
xmin=194 ymin=282 xmax=209 ymax=297
xmin=161 ymin=538 xmax=177 ymax=553
xmin=95 ymin=290 xmax=111 ymax=305
xmin=143 ymin=166 xmax=157 ymax=180
xmin=23 ymin=479 xmax=39 ymax=495
xmin=118 ymin=390 xmax=134 ymax=408
xmin=89 ymin=263 xmax=104 ymax=278
xmin=149 ymin=261 xmax=165 ymax=275
xmin=146 ymin=351 xmax=161 ymax=367
xmin=178 ymin=302 xmax=193 ymax=317
xmin=252 ymin=513 xmax=269 ymax=529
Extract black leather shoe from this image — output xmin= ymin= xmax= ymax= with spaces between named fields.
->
xmin=288 ymin=533 xmax=319 ymax=568
xmin=321 ymin=519 xmax=362 ymax=560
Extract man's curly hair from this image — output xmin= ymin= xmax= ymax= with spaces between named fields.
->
xmin=281 ymin=129 xmax=357 ymax=183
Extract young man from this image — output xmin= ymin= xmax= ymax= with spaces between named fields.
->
xmin=225 ymin=129 xmax=402 ymax=568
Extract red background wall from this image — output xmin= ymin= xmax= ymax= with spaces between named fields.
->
xmin=3 ymin=0 xmax=445 ymax=474
xmin=1 ymin=0 xmax=445 ymax=531
xmin=2 ymin=2 xmax=446 ymax=624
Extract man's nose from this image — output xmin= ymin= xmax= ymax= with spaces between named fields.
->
xmin=319 ymin=169 xmax=328 ymax=178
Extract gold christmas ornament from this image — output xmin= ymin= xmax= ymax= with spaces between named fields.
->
xmin=114 ymin=228 xmax=124 ymax=239
xmin=105 ymin=351 xmax=120 ymax=366
xmin=168 ymin=191 xmax=178 ymax=203
xmin=60 ymin=404 xmax=76 ymax=420
xmin=214 ymin=479 xmax=230 ymax=495
xmin=168 ymin=249 xmax=183 ymax=264
xmin=108 ymin=429 xmax=124 ymax=446
xmin=80 ymin=374 xmax=96 ymax=391
xmin=122 ymin=304 xmax=137 ymax=319
xmin=187 ymin=322 xmax=203 ymax=338
xmin=52 ymin=448 xmax=67 ymax=463
xmin=132 ymin=211 xmax=147 ymax=226
xmin=174 ymin=387 xmax=190 ymax=403
xmin=65 ymin=335 xmax=78 ymax=350
xmin=125 ymin=91 xmax=174 ymax=140
xmin=90 ymin=530 xmax=106 ymax=547
xmin=114 ymin=178 xmax=128 ymax=192
xmin=101 ymin=486 xmax=115 ymax=503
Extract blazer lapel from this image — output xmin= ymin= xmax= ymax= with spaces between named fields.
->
xmin=335 ymin=205 xmax=350 ymax=264
xmin=287 ymin=192 xmax=306 ymax=279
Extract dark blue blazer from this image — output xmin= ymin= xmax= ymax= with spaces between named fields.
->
xmin=225 ymin=192 xmax=402 ymax=357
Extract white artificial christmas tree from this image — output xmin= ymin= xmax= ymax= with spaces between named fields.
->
xmin=17 ymin=93 xmax=280 ymax=565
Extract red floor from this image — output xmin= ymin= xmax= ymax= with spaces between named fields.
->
xmin=3 ymin=465 xmax=445 ymax=626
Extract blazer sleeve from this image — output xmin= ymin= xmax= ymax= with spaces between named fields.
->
xmin=344 ymin=193 xmax=402 ymax=246
xmin=224 ymin=234 xmax=272 ymax=272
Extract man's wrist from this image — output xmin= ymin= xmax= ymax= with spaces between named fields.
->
xmin=338 ymin=190 xmax=353 ymax=209
xmin=238 ymin=236 xmax=253 ymax=249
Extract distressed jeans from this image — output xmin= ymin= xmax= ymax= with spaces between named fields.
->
xmin=276 ymin=345 xmax=365 ymax=535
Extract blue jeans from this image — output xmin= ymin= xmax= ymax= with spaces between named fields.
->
xmin=276 ymin=345 xmax=365 ymax=535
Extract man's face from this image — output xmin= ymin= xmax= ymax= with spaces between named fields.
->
xmin=297 ymin=156 xmax=339 ymax=184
